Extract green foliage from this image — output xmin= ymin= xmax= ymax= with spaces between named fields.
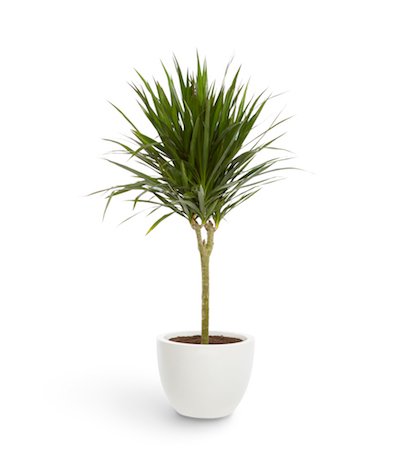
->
xmin=95 ymin=54 xmax=294 ymax=233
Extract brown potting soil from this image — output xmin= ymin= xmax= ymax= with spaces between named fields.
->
xmin=169 ymin=335 xmax=243 ymax=344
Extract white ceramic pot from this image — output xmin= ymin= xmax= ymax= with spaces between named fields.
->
xmin=157 ymin=330 xmax=255 ymax=419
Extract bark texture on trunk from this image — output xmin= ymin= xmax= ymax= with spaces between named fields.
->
xmin=192 ymin=221 xmax=215 ymax=344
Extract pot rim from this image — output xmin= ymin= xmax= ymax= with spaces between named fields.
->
xmin=157 ymin=330 xmax=254 ymax=347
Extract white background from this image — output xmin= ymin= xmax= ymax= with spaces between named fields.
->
xmin=1 ymin=0 xmax=399 ymax=471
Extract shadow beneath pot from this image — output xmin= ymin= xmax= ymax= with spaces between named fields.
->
xmin=102 ymin=384 xmax=234 ymax=429
xmin=55 ymin=372 xmax=233 ymax=430
xmin=173 ymin=410 xmax=234 ymax=424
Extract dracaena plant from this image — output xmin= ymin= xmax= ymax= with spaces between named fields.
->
xmin=94 ymin=55 xmax=294 ymax=344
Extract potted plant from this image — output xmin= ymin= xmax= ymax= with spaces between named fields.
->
xmin=94 ymin=55 xmax=293 ymax=418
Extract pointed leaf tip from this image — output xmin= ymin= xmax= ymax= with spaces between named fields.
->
xmin=146 ymin=212 xmax=174 ymax=235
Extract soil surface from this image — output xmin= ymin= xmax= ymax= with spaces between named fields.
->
xmin=169 ymin=335 xmax=243 ymax=344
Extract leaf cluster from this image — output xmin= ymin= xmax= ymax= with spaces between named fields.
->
xmin=95 ymin=55 xmax=294 ymax=233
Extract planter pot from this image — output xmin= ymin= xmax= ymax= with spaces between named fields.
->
xmin=157 ymin=330 xmax=255 ymax=419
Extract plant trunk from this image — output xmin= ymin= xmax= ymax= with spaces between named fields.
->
xmin=192 ymin=221 xmax=215 ymax=344
xmin=200 ymin=251 xmax=210 ymax=344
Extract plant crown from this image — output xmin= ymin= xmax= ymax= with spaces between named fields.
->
xmin=96 ymin=55 xmax=293 ymax=233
